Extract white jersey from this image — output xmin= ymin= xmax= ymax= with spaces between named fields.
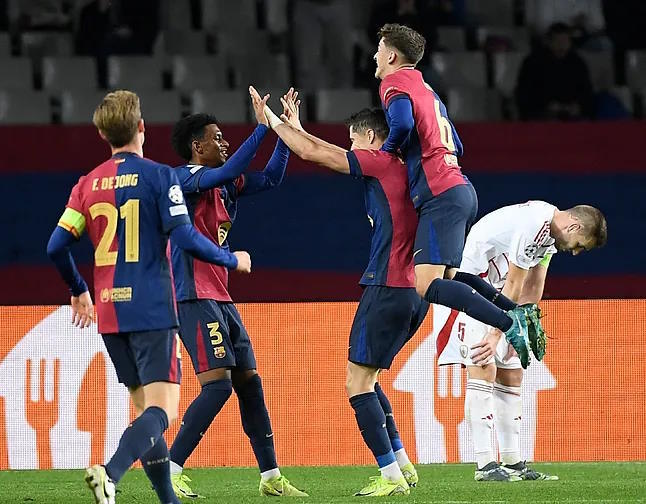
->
xmin=460 ymin=201 xmax=558 ymax=290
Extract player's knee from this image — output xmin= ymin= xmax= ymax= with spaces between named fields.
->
xmin=346 ymin=362 xmax=378 ymax=398
xmin=495 ymin=367 xmax=523 ymax=387
xmin=468 ymin=363 xmax=497 ymax=383
xmin=232 ymin=369 xmax=259 ymax=391
xmin=415 ymin=275 xmax=434 ymax=298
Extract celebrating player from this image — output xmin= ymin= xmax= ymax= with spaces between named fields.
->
xmin=166 ymin=92 xmax=307 ymax=498
xmin=46 ymin=90 xmax=251 ymax=504
xmin=373 ymin=23 xmax=531 ymax=361
xmin=434 ymin=202 xmax=606 ymax=481
xmin=260 ymin=87 xmax=426 ymax=497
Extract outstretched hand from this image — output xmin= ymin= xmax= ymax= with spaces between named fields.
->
xmin=280 ymin=87 xmax=303 ymax=131
xmin=249 ymin=86 xmax=270 ymax=127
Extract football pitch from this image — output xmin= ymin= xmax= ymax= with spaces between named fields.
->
xmin=1 ymin=462 xmax=645 ymax=503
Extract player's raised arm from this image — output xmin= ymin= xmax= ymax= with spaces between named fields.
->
xmin=251 ymin=87 xmax=350 ymax=174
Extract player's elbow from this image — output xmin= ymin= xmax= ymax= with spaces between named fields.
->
xmin=46 ymin=232 xmax=63 ymax=259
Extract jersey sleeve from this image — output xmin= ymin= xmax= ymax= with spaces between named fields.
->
xmin=379 ymin=74 xmax=410 ymax=107
xmin=57 ymin=179 xmax=86 ymax=239
xmin=509 ymin=231 xmax=539 ymax=270
xmin=347 ymin=149 xmax=392 ymax=179
xmin=157 ymin=166 xmax=192 ymax=233
xmin=175 ymin=164 xmax=204 ymax=194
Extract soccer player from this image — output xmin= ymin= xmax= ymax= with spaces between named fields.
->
xmin=373 ymin=23 xmax=530 ymax=361
xmin=46 ymin=90 xmax=251 ymax=504
xmin=166 ymin=92 xmax=307 ymax=498
xmin=261 ymin=88 xmax=425 ymax=497
xmin=435 ymin=202 xmax=606 ymax=481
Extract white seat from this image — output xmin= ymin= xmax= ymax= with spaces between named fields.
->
xmin=0 ymin=58 xmax=32 ymax=89
xmin=580 ymin=51 xmax=614 ymax=91
xmin=0 ymin=91 xmax=50 ymax=124
xmin=432 ymin=52 xmax=487 ymax=88
xmin=172 ymin=55 xmax=228 ymax=91
xmin=136 ymin=91 xmax=183 ymax=124
xmin=437 ymin=27 xmax=466 ymax=51
xmin=108 ymin=56 xmax=164 ymax=90
xmin=465 ymin=0 xmax=514 ymax=26
xmin=201 ymin=0 xmax=257 ymax=31
xmin=60 ymin=90 xmax=107 ymax=124
xmin=20 ymin=31 xmax=73 ymax=57
xmin=476 ymin=26 xmax=530 ymax=52
xmin=492 ymin=52 xmax=524 ymax=96
xmin=626 ymin=50 xmax=646 ymax=90
xmin=232 ymin=53 xmax=290 ymax=90
xmin=42 ymin=57 xmax=97 ymax=91
xmin=447 ymin=87 xmax=502 ymax=122
xmin=610 ymin=86 xmax=634 ymax=115
xmin=190 ymin=90 xmax=247 ymax=122
xmin=159 ymin=30 xmax=207 ymax=55
xmin=316 ymin=89 xmax=372 ymax=122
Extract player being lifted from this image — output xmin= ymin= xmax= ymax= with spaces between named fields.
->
xmin=435 ymin=202 xmax=606 ymax=481
xmin=373 ymin=24 xmax=532 ymax=361
xmin=259 ymin=87 xmax=426 ymax=497
xmin=46 ymin=90 xmax=251 ymax=504
xmin=166 ymin=91 xmax=307 ymax=498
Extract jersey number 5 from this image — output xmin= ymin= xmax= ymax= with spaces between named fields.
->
xmin=89 ymin=199 xmax=140 ymax=266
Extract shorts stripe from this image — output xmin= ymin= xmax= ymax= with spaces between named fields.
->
xmin=168 ymin=335 xmax=179 ymax=383
xmin=436 ymin=308 xmax=459 ymax=357
xmin=195 ymin=323 xmax=208 ymax=373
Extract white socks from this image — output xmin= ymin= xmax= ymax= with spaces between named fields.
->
xmin=465 ymin=379 xmax=495 ymax=469
xmin=169 ymin=460 xmax=182 ymax=476
xmin=261 ymin=468 xmax=281 ymax=481
xmin=394 ymin=448 xmax=411 ymax=468
xmin=493 ymin=383 xmax=522 ymax=466
xmin=380 ymin=460 xmax=404 ymax=482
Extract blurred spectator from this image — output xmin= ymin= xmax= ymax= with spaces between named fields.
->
xmin=525 ymin=0 xmax=608 ymax=50
xmin=0 ymin=0 xmax=8 ymax=30
xmin=107 ymin=0 xmax=160 ymax=55
xmin=516 ymin=23 xmax=593 ymax=120
xmin=292 ymin=0 xmax=353 ymax=89
xmin=8 ymin=0 xmax=72 ymax=31
xmin=74 ymin=0 xmax=110 ymax=56
xmin=369 ymin=0 xmax=438 ymax=55
xmin=603 ymin=0 xmax=646 ymax=85
xmin=425 ymin=0 xmax=466 ymax=26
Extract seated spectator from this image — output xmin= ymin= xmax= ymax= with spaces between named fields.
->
xmin=516 ymin=23 xmax=593 ymax=120
xmin=369 ymin=0 xmax=438 ymax=55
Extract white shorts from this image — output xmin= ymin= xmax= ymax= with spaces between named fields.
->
xmin=433 ymin=305 xmax=521 ymax=370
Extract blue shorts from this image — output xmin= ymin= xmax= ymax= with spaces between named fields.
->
xmin=102 ymin=329 xmax=182 ymax=387
xmin=178 ymin=299 xmax=257 ymax=374
xmin=414 ymin=182 xmax=478 ymax=268
xmin=349 ymin=286 xmax=429 ymax=369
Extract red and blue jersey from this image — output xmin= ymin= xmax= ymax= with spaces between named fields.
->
xmin=347 ymin=149 xmax=417 ymax=288
xmin=58 ymin=152 xmax=191 ymax=334
xmin=170 ymin=164 xmax=244 ymax=303
xmin=380 ymin=68 xmax=467 ymax=208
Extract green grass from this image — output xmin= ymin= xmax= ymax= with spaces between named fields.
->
xmin=0 ymin=463 xmax=645 ymax=503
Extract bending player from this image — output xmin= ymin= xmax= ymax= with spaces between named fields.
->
xmin=167 ymin=91 xmax=307 ymax=498
xmin=260 ymin=87 xmax=426 ymax=497
xmin=435 ymin=201 xmax=606 ymax=481
xmin=47 ymin=90 xmax=251 ymax=504
xmin=373 ymin=23 xmax=531 ymax=361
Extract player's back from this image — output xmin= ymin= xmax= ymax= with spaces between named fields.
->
xmin=348 ymin=149 xmax=418 ymax=288
xmin=380 ymin=68 xmax=466 ymax=207
xmin=68 ymin=152 xmax=187 ymax=334
xmin=461 ymin=201 xmax=557 ymax=286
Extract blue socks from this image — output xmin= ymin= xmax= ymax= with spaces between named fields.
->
xmin=349 ymin=392 xmax=396 ymax=468
xmin=141 ymin=437 xmax=179 ymax=504
xmin=453 ymin=271 xmax=517 ymax=311
xmin=105 ymin=406 xmax=169 ymax=483
xmin=374 ymin=383 xmax=403 ymax=452
xmin=424 ymin=278 xmax=513 ymax=332
xmin=170 ymin=379 xmax=233 ymax=467
xmin=235 ymin=374 xmax=278 ymax=472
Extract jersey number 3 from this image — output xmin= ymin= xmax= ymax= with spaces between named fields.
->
xmin=89 ymin=199 xmax=140 ymax=266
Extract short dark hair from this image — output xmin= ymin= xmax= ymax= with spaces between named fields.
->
xmin=344 ymin=108 xmax=389 ymax=141
xmin=547 ymin=22 xmax=571 ymax=37
xmin=171 ymin=113 xmax=219 ymax=161
xmin=378 ymin=23 xmax=426 ymax=65
xmin=568 ymin=205 xmax=608 ymax=248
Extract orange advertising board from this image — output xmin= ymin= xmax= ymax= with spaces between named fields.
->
xmin=0 ymin=300 xmax=644 ymax=470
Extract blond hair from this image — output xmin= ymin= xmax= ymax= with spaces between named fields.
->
xmin=568 ymin=205 xmax=608 ymax=248
xmin=92 ymin=90 xmax=141 ymax=148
